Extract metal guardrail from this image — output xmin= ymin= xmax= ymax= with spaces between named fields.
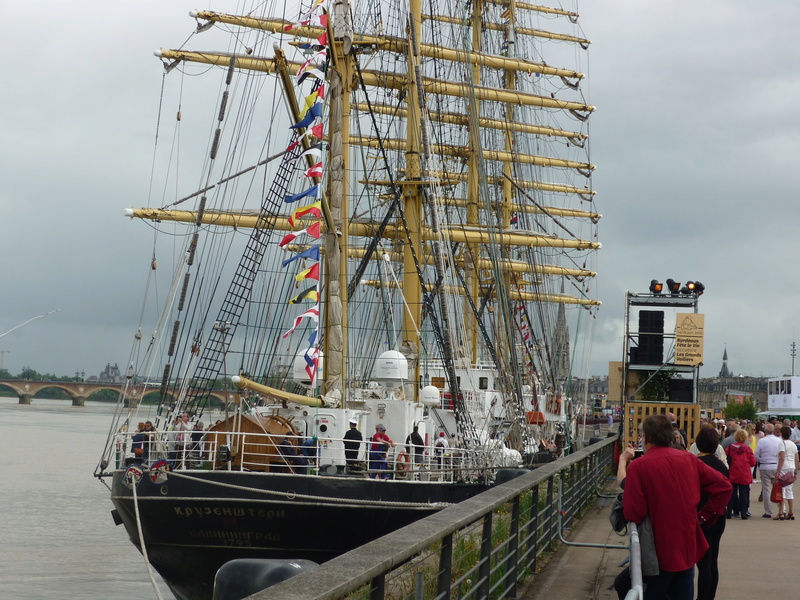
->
xmin=247 ymin=436 xmax=617 ymax=600
xmin=624 ymin=523 xmax=644 ymax=600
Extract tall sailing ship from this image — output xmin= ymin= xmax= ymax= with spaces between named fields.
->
xmin=95 ymin=1 xmax=599 ymax=598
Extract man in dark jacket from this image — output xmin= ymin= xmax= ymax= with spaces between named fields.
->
xmin=343 ymin=419 xmax=363 ymax=470
xmin=405 ymin=425 xmax=425 ymax=467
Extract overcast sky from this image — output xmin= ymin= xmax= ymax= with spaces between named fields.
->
xmin=1 ymin=1 xmax=798 ymax=380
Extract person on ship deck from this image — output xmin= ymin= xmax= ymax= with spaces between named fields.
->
xmin=369 ymin=424 xmax=394 ymax=479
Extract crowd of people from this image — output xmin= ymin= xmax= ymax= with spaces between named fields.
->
xmin=123 ymin=413 xmax=209 ymax=468
xmin=614 ymin=414 xmax=800 ymax=600
xmin=354 ymin=423 xmax=461 ymax=479
xmin=120 ymin=415 xmax=461 ymax=479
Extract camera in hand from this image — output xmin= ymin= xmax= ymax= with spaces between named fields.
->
xmin=634 ymin=450 xmax=644 ymax=459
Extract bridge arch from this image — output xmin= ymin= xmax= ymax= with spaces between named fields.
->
xmin=0 ymin=379 xmax=128 ymax=406
xmin=0 ymin=379 xmax=238 ymax=409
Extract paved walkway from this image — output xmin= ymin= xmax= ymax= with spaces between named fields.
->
xmin=518 ymin=479 xmax=800 ymax=599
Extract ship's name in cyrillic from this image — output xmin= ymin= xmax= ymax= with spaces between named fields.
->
xmin=188 ymin=529 xmax=281 ymax=546
xmin=173 ymin=506 xmax=286 ymax=519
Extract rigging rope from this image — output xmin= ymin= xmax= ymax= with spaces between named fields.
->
xmin=131 ymin=478 xmax=166 ymax=600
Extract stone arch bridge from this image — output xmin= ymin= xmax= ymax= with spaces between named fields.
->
xmin=0 ymin=379 xmax=237 ymax=407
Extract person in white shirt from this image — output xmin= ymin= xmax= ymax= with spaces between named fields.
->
xmin=790 ymin=421 xmax=800 ymax=450
xmin=754 ymin=423 xmax=782 ymax=518
xmin=775 ymin=425 xmax=799 ymax=520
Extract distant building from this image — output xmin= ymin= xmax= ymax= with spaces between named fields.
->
xmin=570 ymin=376 xmax=611 ymax=414
xmin=98 ymin=363 xmax=123 ymax=384
xmin=698 ymin=349 xmax=767 ymax=412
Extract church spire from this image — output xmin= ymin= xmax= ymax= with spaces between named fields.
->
xmin=719 ymin=347 xmax=732 ymax=378
xmin=552 ymin=281 xmax=571 ymax=386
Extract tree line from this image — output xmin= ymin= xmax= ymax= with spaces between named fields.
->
xmin=0 ymin=366 xmax=87 ymax=382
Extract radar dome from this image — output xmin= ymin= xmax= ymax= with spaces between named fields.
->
xmin=420 ymin=385 xmax=441 ymax=407
xmin=374 ymin=350 xmax=408 ymax=381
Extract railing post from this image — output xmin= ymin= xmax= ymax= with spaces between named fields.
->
xmin=567 ymin=463 xmax=576 ymax=524
xmin=581 ymin=457 xmax=587 ymax=504
xmin=477 ymin=512 xmax=492 ymax=599
xmin=508 ymin=495 xmax=520 ymax=598
xmin=436 ymin=533 xmax=453 ymax=600
xmin=546 ymin=476 xmax=555 ymax=545
xmin=527 ymin=483 xmax=539 ymax=572
xmin=369 ymin=573 xmax=385 ymax=600
xmin=415 ymin=571 xmax=424 ymax=600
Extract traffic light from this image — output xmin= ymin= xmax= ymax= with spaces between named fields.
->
xmin=666 ymin=278 xmax=680 ymax=295
xmin=649 ymin=280 xmax=663 ymax=294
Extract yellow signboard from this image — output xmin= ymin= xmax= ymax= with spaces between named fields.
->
xmin=675 ymin=313 xmax=704 ymax=365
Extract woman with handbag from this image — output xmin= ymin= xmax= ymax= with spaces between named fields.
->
xmin=725 ymin=428 xmax=756 ymax=519
xmin=774 ymin=426 xmax=799 ymax=520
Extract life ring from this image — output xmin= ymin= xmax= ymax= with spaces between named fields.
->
xmin=545 ymin=393 xmax=561 ymax=414
xmin=396 ymin=451 xmax=410 ymax=472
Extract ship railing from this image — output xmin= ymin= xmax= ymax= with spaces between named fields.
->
xmin=117 ymin=431 xmax=518 ymax=481
xmin=249 ymin=436 xmax=618 ymax=600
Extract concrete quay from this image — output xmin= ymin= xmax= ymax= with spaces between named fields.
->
xmin=518 ymin=479 xmax=800 ymax=599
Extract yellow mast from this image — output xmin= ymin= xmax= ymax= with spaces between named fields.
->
xmin=464 ymin=0 xmax=484 ymax=363
xmin=402 ymin=0 xmax=425 ymax=395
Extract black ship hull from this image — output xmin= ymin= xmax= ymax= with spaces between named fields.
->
xmin=110 ymin=469 xmax=490 ymax=600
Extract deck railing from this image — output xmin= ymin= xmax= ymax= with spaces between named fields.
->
xmin=243 ymin=436 xmax=617 ymax=600
xmin=117 ymin=430 xmax=515 ymax=482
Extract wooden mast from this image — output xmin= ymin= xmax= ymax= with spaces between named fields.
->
xmin=320 ymin=0 xmax=357 ymax=406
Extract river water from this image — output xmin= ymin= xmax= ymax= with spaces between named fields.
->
xmin=0 ymin=397 xmax=172 ymax=600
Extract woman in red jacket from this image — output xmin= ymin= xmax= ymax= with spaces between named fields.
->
xmin=725 ymin=429 xmax=757 ymax=519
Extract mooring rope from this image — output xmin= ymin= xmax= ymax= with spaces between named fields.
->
xmin=166 ymin=470 xmax=454 ymax=509
xmin=130 ymin=475 xmax=166 ymax=600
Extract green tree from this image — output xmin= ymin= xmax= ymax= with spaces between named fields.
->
xmin=19 ymin=366 xmax=40 ymax=380
xmin=722 ymin=398 xmax=757 ymax=422
xmin=637 ymin=370 xmax=674 ymax=402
